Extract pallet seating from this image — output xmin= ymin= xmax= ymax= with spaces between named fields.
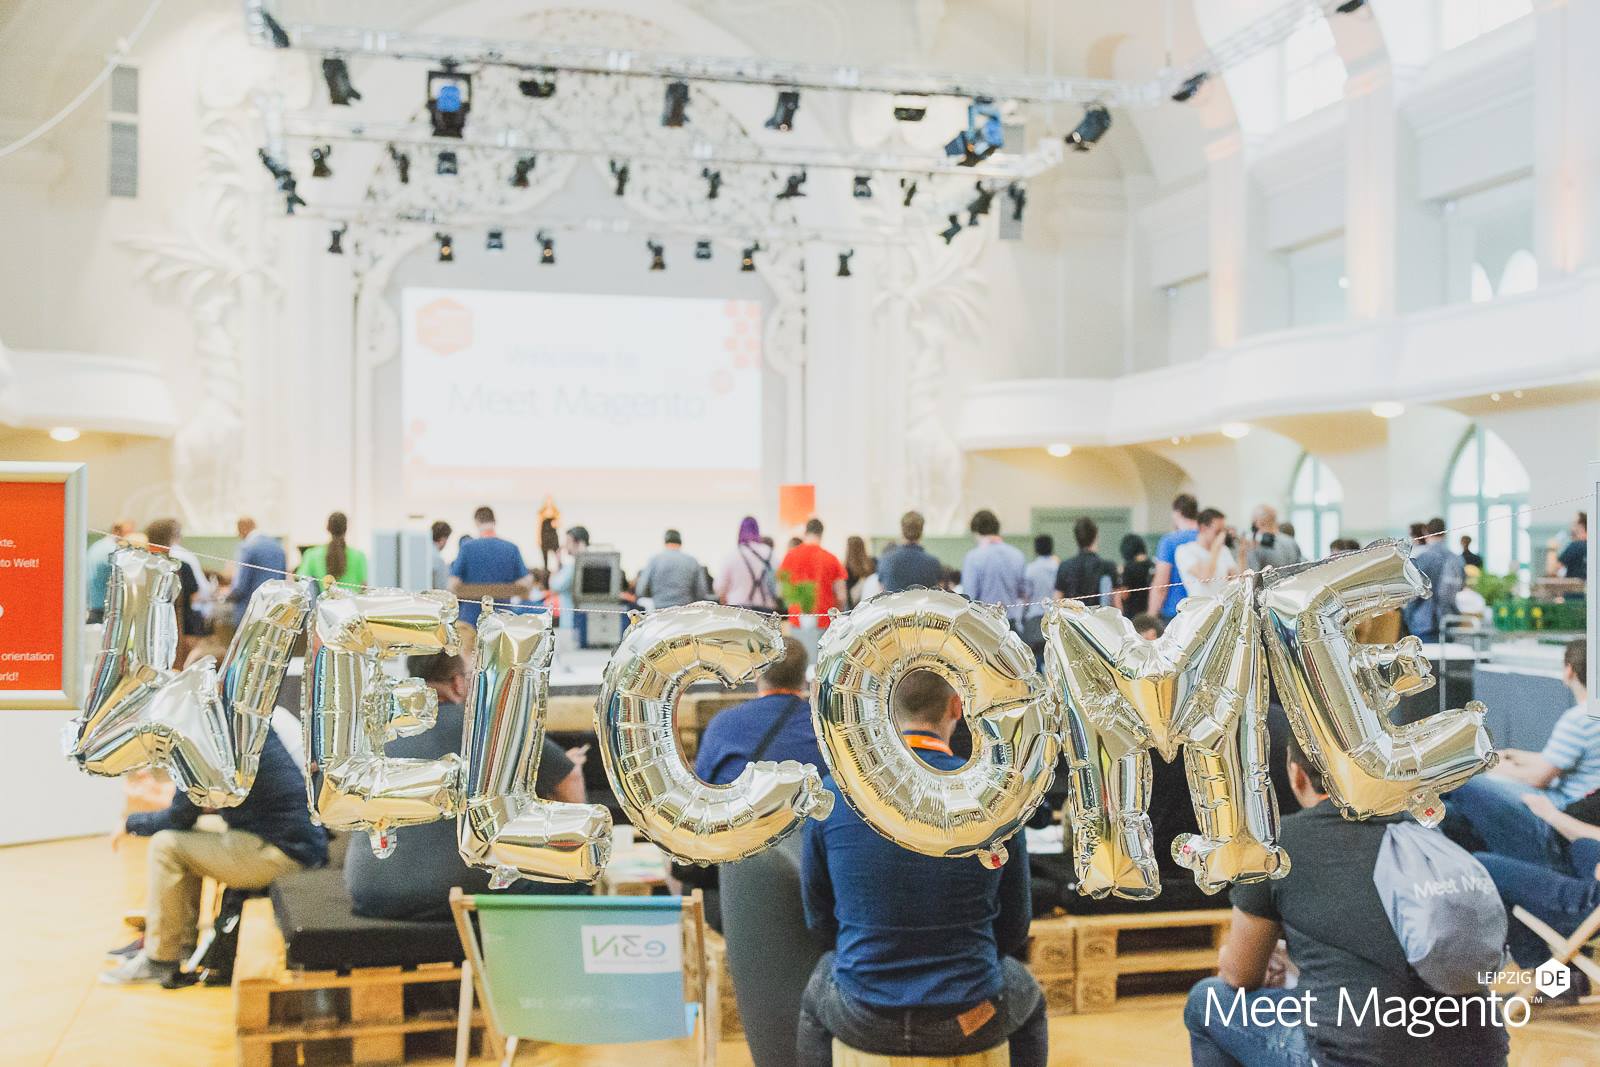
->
xmin=1027 ymin=908 xmax=1229 ymax=1014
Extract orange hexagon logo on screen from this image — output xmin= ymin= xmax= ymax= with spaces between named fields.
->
xmin=417 ymin=298 xmax=472 ymax=356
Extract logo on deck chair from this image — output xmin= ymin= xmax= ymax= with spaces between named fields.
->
xmin=1534 ymin=958 xmax=1571 ymax=999
xmin=580 ymin=924 xmax=682 ymax=974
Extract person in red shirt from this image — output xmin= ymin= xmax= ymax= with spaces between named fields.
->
xmin=779 ymin=518 xmax=849 ymax=628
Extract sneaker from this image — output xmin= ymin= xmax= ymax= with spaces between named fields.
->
xmin=100 ymin=952 xmax=179 ymax=986
xmin=105 ymin=936 xmax=144 ymax=961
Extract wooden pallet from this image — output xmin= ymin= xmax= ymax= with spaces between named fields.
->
xmin=233 ymin=898 xmax=486 ymax=1066
xmin=1027 ymin=908 xmax=1230 ymax=1014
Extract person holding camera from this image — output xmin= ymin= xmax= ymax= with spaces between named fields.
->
xmin=1174 ymin=508 xmax=1242 ymax=603
xmin=1244 ymin=505 xmax=1304 ymax=573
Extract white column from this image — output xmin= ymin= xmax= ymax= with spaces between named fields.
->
xmin=1533 ymin=0 xmax=1600 ymax=277
xmin=1206 ymin=131 xmax=1285 ymax=347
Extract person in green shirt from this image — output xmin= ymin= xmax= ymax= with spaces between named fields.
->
xmin=296 ymin=511 xmax=367 ymax=590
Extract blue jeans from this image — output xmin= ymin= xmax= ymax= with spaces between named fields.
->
xmin=1441 ymin=776 xmax=1566 ymax=870
xmin=1184 ymin=978 xmax=1314 ymax=1067
xmin=1476 ymin=839 xmax=1600 ymax=969
xmin=796 ymin=953 xmax=1047 ymax=1067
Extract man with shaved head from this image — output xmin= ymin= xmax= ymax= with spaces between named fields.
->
xmin=1245 ymin=504 xmax=1304 ymax=573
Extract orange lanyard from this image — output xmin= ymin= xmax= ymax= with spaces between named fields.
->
xmin=902 ymin=730 xmax=954 ymax=757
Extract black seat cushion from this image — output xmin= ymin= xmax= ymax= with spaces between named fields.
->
xmin=269 ymin=867 xmax=464 ymax=972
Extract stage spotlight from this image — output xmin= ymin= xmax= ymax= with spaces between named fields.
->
xmin=648 ymin=241 xmax=665 ymax=271
xmin=1006 ymin=182 xmax=1026 ymax=222
xmin=939 ymin=213 xmax=962 ymax=244
xmin=945 ymin=98 xmax=1003 ymax=166
xmin=435 ymin=233 xmax=454 ymax=262
xmin=765 ymin=90 xmax=800 ymax=132
xmin=892 ymin=94 xmax=928 ymax=121
xmin=900 ymin=178 xmax=917 ymax=207
xmin=436 ymin=150 xmax=458 ymax=176
xmin=1334 ymin=0 xmax=1366 ymax=12
xmin=702 ymin=167 xmax=722 ymax=200
xmin=967 ymin=182 xmax=994 ymax=225
xmin=388 ymin=144 xmax=410 ymax=184
xmin=537 ymin=230 xmax=555 ymax=265
xmin=511 ymin=156 xmax=535 ymax=188
xmin=740 ymin=244 xmax=757 ymax=272
xmin=1067 ymin=104 xmax=1111 ymax=151
xmin=662 ymin=81 xmax=690 ymax=127
xmin=327 ymin=224 xmax=346 ymax=255
xmin=837 ymin=250 xmax=853 ymax=277
xmin=518 ymin=70 xmax=557 ymax=98
xmin=695 ymin=239 xmax=712 ymax=261
xmin=776 ymin=170 xmax=806 ymax=199
xmin=260 ymin=10 xmax=290 ymax=48
xmin=486 ymin=230 xmax=504 ymax=251
xmin=282 ymin=180 xmax=305 ymax=215
xmin=322 ymin=57 xmax=360 ymax=105
xmin=310 ymin=145 xmax=332 ymax=178
xmin=428 ymin=70 xmax=472 ymax=138
xmin=1171 ymin=72 xmax=1207 ymax=103
xmin=611 ymin=160 xmax=630 ymax=197
xmin=852 ymin=174 xmax=872 ymax=199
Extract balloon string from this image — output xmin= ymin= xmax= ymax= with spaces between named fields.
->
xmin=92 ymin=491 xmax=1592 ymax=620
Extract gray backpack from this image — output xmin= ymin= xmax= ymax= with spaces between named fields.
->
xmin=1373 ymin=821 xmax=1507 ymax=994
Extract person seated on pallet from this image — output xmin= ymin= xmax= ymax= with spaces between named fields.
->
xmin=345 ymin=652 xmax=589 ymax=922
xmin=1442 ymin=640 xmax=1600 ymax=872
xmin=1184 ymin=738 xmax=1509 ymax=1067
xmin=103 ymin=719 xmax=328 ymax=985
xmin=797 ymin=670 xmax=1045 ymax=1067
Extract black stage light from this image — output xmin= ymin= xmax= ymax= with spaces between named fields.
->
xmin=740 ymin=244 xmax=757 ymax=272
xmin=648 ymin=240 xmax=665 ymax=271
xmin=892 ymin=94 xmax=928 ymax=121
xmin=283 ymin=184 xmax=305 ymax=215
xmin=518 ymin=70 xmax=557 ymax=98
xmin=695 ymin=239 xmax=713 ymax=261
xmin=436 ymin=150 xmax=458 ymax=176
xmin=388 ymin=144 xmax=410 ymax=184
xmin=436 ymin=233 xmax=454 ymax=262
xmin=310 ymin=145 xmax=332 ymax=178
xmin=837 ymin=250 xmax=853 ymax=277
xmin=511 ymin=156 xmax=535 ymax=188
xmin=765 ymin=90 xmax=800 ymax=132
xmin=1067 ymin=104 xmax=1111 ymax=151
xmin=611 ymin=160 xmax=630 ymax=196
xmin=258 ymin=148 xmax=291 ymax=185
xmin=703 ymin=167 xmax=722 ymax=199
xmin=852 ymin=174 xmax=872 ymax=199
xmin=1335 ymin=0 xmax=1366 ymax=12
xmin=260 ymin=11 xmax=290 ymax=48
xmin=967 ymin=182 xmax=995 ymax=225
xmin=1007 ymin=182 xmax=1026 ymax=222
xmin=939 ymin=213 xmax=962 ymax=244
xmin=428 ymin=70 xmax=472 ymax=138
xmin=776 ymin=170 xmax=806 ymax=199
xmin=327 ymin=225 xmax=346 ymax=254
xmin=486 ymin=230 xmax=504 ymax=251
xmin=662 ymin=81 xmax=690 ymax=127
xmin=537 ymin=229 xmax=555 ymax=265
xmin=945 ymin=98 xmax=1003 ymax=166
xmin=1171 ymin=72 xmax=1207 ymax=103
xmin=322 ymin=57 xmax=360 ymax=105
xmin=900 ymin=177 xmax=917 ymax=207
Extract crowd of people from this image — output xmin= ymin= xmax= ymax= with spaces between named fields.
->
xmin=87 ymin=499 xmax=1595 ymax=1067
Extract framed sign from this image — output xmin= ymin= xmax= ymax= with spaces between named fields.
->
xmin=0 ymin=462 xmax=86 ymax=710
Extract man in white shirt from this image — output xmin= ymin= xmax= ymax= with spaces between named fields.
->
xmin=1174 ymin=508 xmax=1241 ymax=602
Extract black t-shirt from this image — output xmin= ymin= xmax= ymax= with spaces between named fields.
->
xmin=1056 ymin=551 xmax=1118 ymax=605
xmin=1558 ymin=540 xmax=1587 ymax=581
xmin=1119 ymin=557 xmax=1154 ymax=617
xmin=345 ymin=702 xmax=579 ymax=920
xmin=1230 ymin=802 xmax=1508 ymax=1067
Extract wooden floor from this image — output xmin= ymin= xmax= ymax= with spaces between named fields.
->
xmin=0 ymin=836 xmax=1594 ymax=1066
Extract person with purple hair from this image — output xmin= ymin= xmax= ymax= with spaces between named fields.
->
xmin=715 ymin=515 xmax=780 ymax=612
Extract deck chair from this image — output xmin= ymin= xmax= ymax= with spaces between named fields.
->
xmin=450 ymin=887 xmax=717 ymax=1067
xmin=1513 ymin=903 xmax=1600 ymax=999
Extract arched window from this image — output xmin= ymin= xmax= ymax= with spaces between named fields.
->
xmin=1446 ymin=426 xmax=1530 ymax=576
xmin=1469 ymin=263 xmax=1493 ymax=303
xmin=1497 ymin=249 xmax=1538 ymax=296
xmin=1289 ymin=453 xmax=1343 ymax=557
xmin=1282 ymin=16 xmax=1346 ymax=123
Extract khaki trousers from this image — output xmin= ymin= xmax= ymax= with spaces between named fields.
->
xmin=145 ymin=828 xmax=302 ymax=962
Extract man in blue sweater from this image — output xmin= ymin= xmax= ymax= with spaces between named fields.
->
xmin=797 ymin=670 xmax=1044 ymax=1066
xmin=103 ymin=727 xmax=326 ymax=985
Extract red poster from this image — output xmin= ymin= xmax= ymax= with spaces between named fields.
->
xmin=779 ymin=483 xmax=816 ymax=529
xmin=0 ymin=480 xmax=66 ymax=695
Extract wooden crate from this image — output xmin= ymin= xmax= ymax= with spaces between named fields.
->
xmin=234 ymin=898 xmax=486 ymax=1066
xmin=1027 ymin=909 xmax=1229 ymax=1015
xmin=704 ymin=928 xmax=743 ymax=1039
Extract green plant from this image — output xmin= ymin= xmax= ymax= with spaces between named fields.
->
xmin=1472 ymin=570 xmax=1518 ymax=606
xmin=777 ymin=569 xmax=817 ymax=614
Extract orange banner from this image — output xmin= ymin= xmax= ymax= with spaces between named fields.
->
xmin=778 ymin=483 xmax=816 ymax=529
xmin=0 ymin=480 xmax=66 ymax=696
